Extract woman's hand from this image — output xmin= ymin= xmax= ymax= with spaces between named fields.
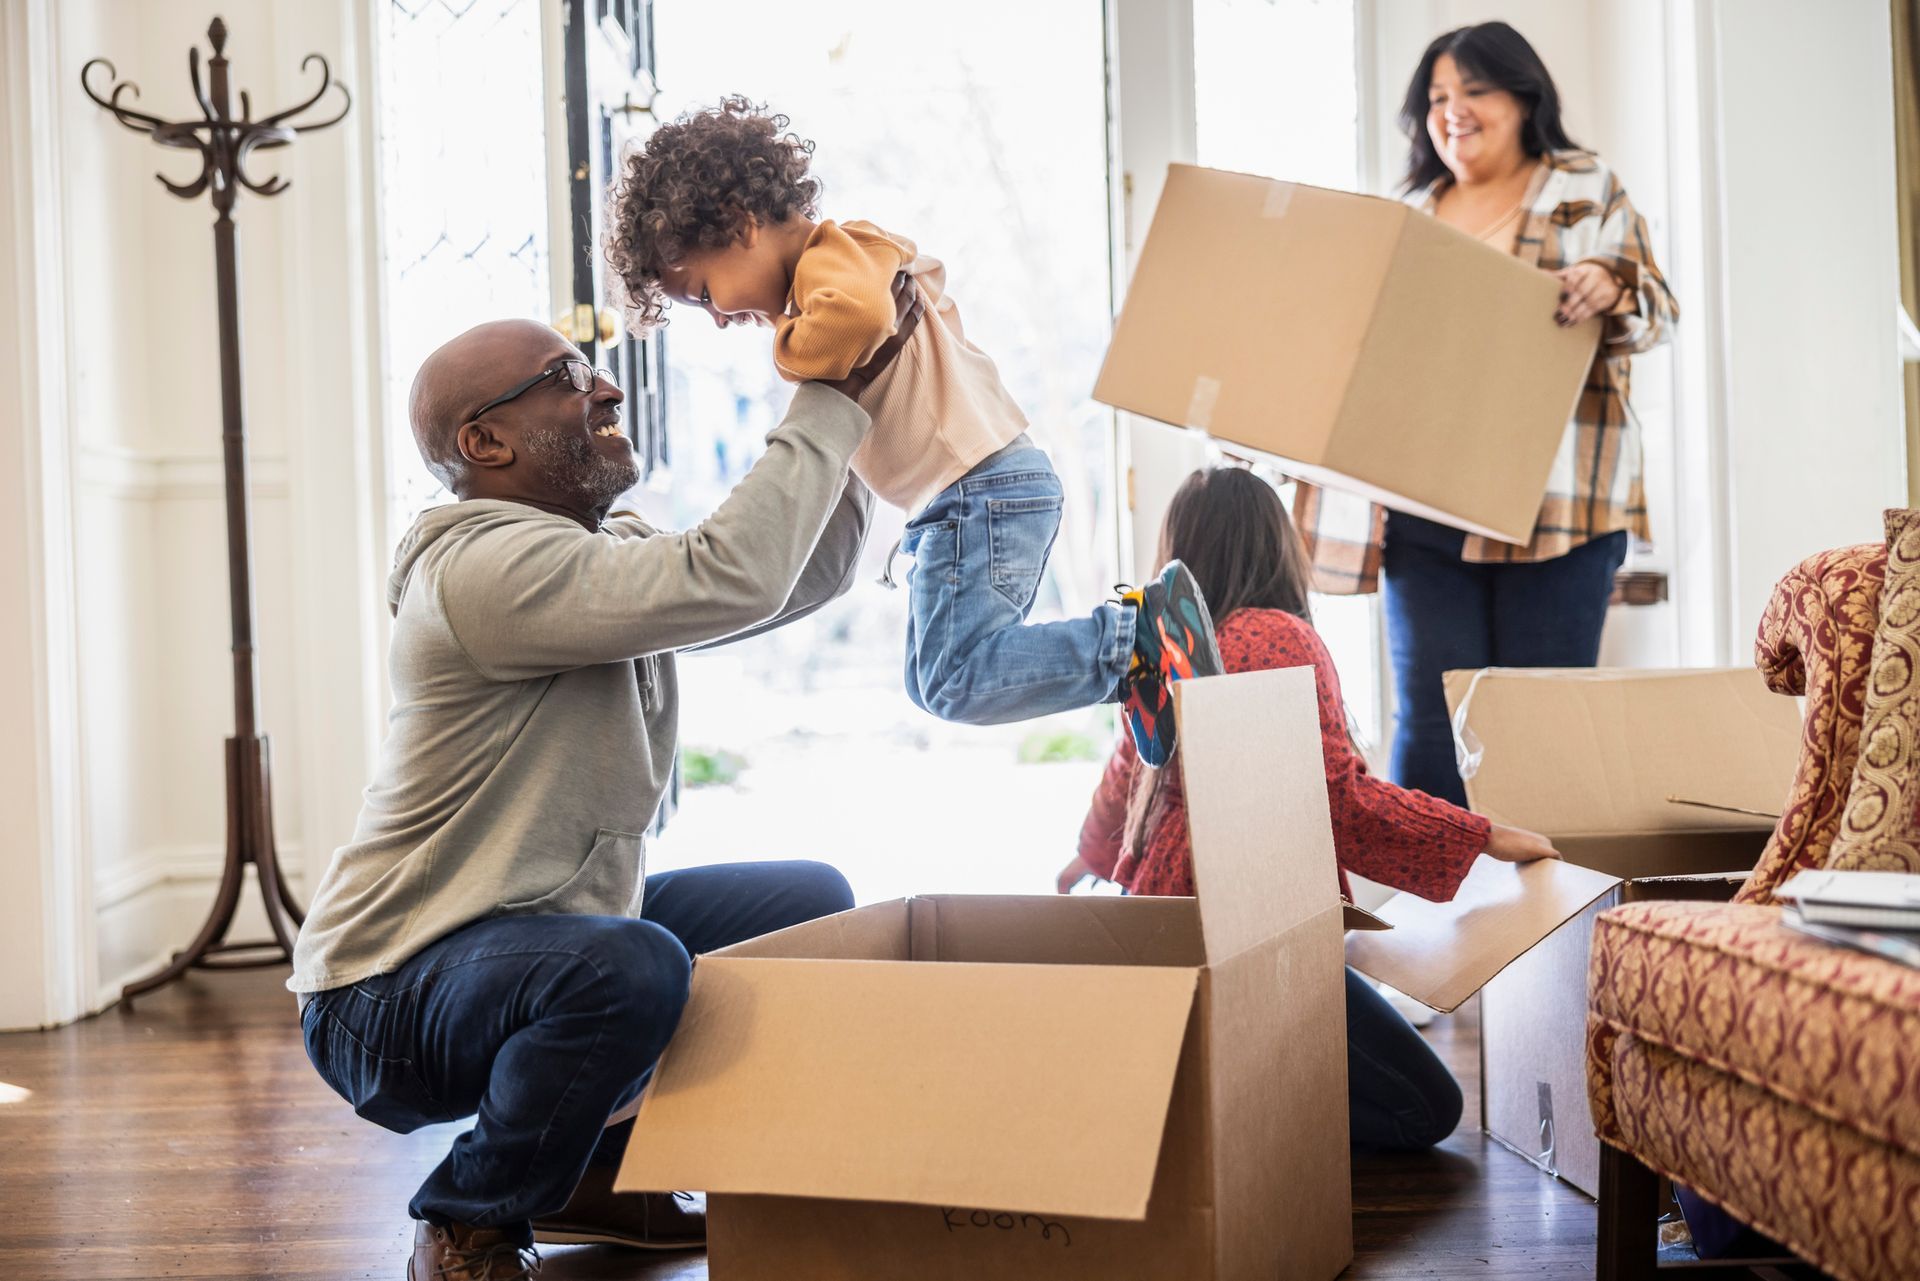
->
xmin=1484 ymin=823 xmax=1561 ymax=864
xmin=819 ymin=272 xmax=923 ymax=400
xmin=1552 ymin=261 xmax=1625 ymax=327
xmin=1057 ymin=854 xmax=1099 ymax=894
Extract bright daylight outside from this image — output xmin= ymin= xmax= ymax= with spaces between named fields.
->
xmin=639 ymin=0 xmax=1120 ymax=900
xmin=376 ymin=0 xmax=1366 ymax=903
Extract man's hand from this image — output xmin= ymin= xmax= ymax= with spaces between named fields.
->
xmin=818 ymin=272 xmax=923 ymax=400
xmin=1056 ymin=854 xmax=1099 ymax=894
xmin=1484 ymin=823 xmax=1561 ymax=864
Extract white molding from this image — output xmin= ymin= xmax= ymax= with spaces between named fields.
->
xmin=1671 ymin=0 xmax=1737 ymax=666
xmin=73 ymin=444 xmax=291 ymax=501
xmin=1 ymin=0 xmax=96 ymax=1030
xmin=94 ymin=842 xmax=308 ymax=913
xmin=1109 ymin=0 xmax=1200 ymax=581
xmin=90 ymin=850 xmax=309 ymax=1018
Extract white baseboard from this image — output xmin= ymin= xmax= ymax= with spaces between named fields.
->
xmin=91 ymin=844 xmax=306 ymax=1017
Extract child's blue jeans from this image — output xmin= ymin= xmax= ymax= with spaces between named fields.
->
xmin=901 ymin=437 xmax=1133 ymax=725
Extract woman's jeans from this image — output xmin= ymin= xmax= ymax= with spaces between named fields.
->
xmin=901 ymin=437 xmax=1133 ymax=724
xmin=300 ymin=860 xmax=854 ymax=1245
xmin=1346 ymin=966 xmax=1462 ymax=1149
xmin=1381 ymin=512 xmax=1628 ymax=807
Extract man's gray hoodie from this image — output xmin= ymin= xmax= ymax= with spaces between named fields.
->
xmin=290 ymin=384 xmax=871 ymax=993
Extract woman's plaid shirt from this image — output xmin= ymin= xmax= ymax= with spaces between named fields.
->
xmin=1293 ymin=149 xmax=1678 ymax=595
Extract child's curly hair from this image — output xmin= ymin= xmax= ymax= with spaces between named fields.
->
xmin=606 ymin=96 xmax=821 ymax=331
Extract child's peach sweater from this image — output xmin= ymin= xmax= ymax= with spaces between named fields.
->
xmin=773 ymin=220 xmax=1028 ymax=513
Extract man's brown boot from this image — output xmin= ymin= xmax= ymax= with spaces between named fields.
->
xmin=409 ymin=1220 xmax=542 ymax=1280
xmin=531 ymin=1163 xmax=706 ymax=1250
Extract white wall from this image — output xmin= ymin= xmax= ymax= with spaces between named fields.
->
xmin=1710 ymin=0 xmax=1906 ymax=647
xmin=1 ymin=0 xmax=386 ymax=1026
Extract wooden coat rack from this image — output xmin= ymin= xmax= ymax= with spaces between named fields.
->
xmin=82 ymin=17 xmax=351 ymax=1005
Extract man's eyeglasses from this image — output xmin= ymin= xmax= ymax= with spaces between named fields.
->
xmin=470 ymin=359 xmax=616 ymax=420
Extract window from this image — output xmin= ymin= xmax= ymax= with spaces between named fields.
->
xmin=375 ymin=0 xmax=555 ymax=538
xmin=642 ymin=0 xmax=1119 ymax=899
xmin=1190 ymin=0 xmax=1381 ymax=749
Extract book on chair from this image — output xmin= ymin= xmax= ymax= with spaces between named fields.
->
xmin=1776 ymin=869 xmax=1920 ymax=929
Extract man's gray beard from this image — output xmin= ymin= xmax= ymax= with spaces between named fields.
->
xmin=523 ymin=423 xmax=640 ymax=511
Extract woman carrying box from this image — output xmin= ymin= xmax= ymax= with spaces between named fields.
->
xmin=1294 ymin=21 xmax=1678 ymax=809
xmin=1063 ymin=466 xmax=1560 ymax=1149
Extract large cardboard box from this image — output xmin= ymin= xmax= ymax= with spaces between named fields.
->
xmin=1355 ymin=668 xmax=1802 ymax=1197
xmin=616 ymin=668 xmax=1355 ymax=1280
xmin=1092 ymin=164 xmax=1599 ymax=545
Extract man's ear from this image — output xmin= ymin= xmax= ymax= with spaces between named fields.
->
xmin=457 ymin=420 xmax=515 ymax=471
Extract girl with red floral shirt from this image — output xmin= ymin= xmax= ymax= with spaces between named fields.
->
xmin=1065 ymin=466 xmax=1557 ymax=1148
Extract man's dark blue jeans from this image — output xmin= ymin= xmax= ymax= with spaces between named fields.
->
xmin=300 ymin=860 xmax=853 ymax=1245
xmin=1382 ymin=512 xmax=1629 ymax=808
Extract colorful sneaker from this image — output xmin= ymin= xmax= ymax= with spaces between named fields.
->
xmin=1118 ymin=560 xmax=1223 ymax=768
xmin=1114 ymin=582 xmax=1166 ymax=764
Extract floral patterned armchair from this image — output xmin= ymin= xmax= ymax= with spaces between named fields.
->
xmin=1587 ymin=515 xmax=1920 ymax=1281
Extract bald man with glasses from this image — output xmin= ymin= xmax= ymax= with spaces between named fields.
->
xmin=292 ymin=283 xmax=920 ymax=1281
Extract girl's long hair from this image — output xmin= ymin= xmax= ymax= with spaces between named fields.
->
xmin=1121 ymin=466 xmax=1317 ymax=864
xmin=1159 ymin=465 xmax=1313 ymax=627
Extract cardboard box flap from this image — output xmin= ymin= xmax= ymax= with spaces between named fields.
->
xmin=1444 ymin=668 xmax=1801 ymax=838
xmin=910 ymin=894 xmax=1205 ymax=968
xmin=618 ymin=956 xmax=1199 ymax=1220
xmin=1344 ymin=857 xmax=1621 ymax=1012
xmin=1176 ymin=668 xmax=1342 ymax=964
xmin=713 ymin=898 xmax=910 ymax=961
xmin=1667 ymin=795 xmax=1783 ymax=822
xmin=1343 ymin=901 xmax=1390 ymax=931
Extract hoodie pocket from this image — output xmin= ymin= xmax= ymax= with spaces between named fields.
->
xmin=499 ymin=828 xmax=646 ymax=917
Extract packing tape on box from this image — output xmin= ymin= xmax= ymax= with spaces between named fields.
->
xmin=1262 ymin=184 xmax=1294 ymax=219
xmin=1186 ymin=376 xmax=1222 ymax=432
xmin=1450 ymin=668 xmax=1490 ymax=780
xmin=1451 ymin=666 xmax=1648 ymax=781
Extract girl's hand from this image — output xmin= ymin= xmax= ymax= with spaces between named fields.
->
xmin=1484 ymin=823 xmax=1561 ymax=864
xmin=1552 ymin=261 xmax=1625 ymax=327
xmin=1057 ymin=854 xmax=1099 ymax=894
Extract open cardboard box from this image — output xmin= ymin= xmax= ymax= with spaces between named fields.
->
xmin=1348 ymin=668 xmax=1802 ymax=1197
xmin=616 ymin=667 xmax=1356 ymax=1280
xmin=1092 ymin=164 xmax=1598 ymax=545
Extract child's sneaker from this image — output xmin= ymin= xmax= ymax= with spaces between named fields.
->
xmin=1118 ymin=560 xmax=1224 ymax=768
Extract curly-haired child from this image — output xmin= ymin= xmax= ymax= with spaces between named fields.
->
xmin=607 ymin=97 xmax=1221 ymax=765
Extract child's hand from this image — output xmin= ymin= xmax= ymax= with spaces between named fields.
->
xmin=1056 ymin=854 xmax=1099 ymax=894
xmin=1484 ymin=823 xmax=1561 ymax=864
xmin=819 ymin=273 xmax=923 ymax=400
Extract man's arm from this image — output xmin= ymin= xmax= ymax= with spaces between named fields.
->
xmin=439 ymin=383 xmax=871 ymax=680
xmin=692 ymin=471 xmax=874 ymax=650
xmin=690 ymin=276 xmax=920 ymax=649
xmin=439 ymin=286 xmax=922 ymax=679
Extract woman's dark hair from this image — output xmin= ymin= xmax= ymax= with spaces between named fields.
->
xmin=1399 ymin=22 xmax=1579 ymax=193
xmin=1160 ymin=466 xmax=1313 ymax=627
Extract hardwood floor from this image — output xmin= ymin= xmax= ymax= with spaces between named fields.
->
xmin=0 ymin=968 xmax=1595 ymax=1280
